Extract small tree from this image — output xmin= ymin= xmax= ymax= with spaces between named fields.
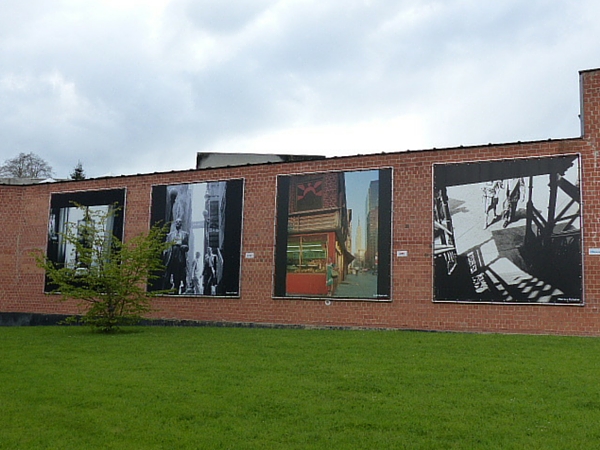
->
xmin=36 ymin=206 xmax=169 ymax=332
xmin=0 ymin=152 xmax=53 ymax=178
xmin=70 ymin=161 xmax=86 ymax=180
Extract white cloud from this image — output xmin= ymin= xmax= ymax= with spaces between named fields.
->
xmin=0 ymin=0 xmax=599 ymax=178
xmin=210 ymin=114 xmax=426 ymax=155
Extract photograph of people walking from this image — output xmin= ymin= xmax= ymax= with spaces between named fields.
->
xmin=150 ymin=179 xmax=243 ymax=296
xmin=434 ymin=154 xmax=582 ymax=304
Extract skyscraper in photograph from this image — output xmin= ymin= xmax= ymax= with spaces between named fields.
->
xmin=354 ymin=217 xmax=365 ymax=268
xmin=364 ymin=180 xmax=379 ymax=269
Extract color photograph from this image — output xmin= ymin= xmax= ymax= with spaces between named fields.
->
xmin=434 ymin=155 xmax=582 ymax=304
xmin=274 ymin=168 xmax=391 ymax=300
xmin=150 ymin=179 xmax=243 ymax=296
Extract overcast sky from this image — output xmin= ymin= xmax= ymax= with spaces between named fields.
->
xmin=1 ymin=0 xmax=598 ymax=179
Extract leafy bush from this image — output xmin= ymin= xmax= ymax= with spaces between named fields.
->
xmin=36 ymin=205 xmax=168 ymax=332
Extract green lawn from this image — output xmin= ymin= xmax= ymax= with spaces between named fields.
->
xmin=1 ymin=326 xmax=600 ymax=449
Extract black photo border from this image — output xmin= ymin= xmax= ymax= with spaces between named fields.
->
xmin=274 ymin=167 xmax=392 ymax=301
xmin=149 ymin=178 xmax=245 ymax=297
xmin=45 ymin=188 xmax=127 ymax=292
xmin=432 ymin=153 xmax=583 ymax=305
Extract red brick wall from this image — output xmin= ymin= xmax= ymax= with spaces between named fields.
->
xmin=2 ymin=69 xmax=600 ymax=336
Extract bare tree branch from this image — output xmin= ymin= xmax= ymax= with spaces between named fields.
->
xmin=0 ymin=152 xmax=53 ymax=178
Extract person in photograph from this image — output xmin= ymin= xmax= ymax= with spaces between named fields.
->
xmin=326 ymin=261 xmax=338 ymax=296
xmin=191 ymin=251 xmax=202 ymax=294
xmin=502 ymin=177 xmax=525 ymax=228
xmin=482 ymin=180 xmax=503 ymax=229
xmin=215 ymin=248 xmax=224 ymax=293
xmin=203 ymin=247 xmax=218 ymax=295
xmin=202 ymin=247 xmax=225 ymax=295
xmin=163 ymin=218 xmax=189 ymax=294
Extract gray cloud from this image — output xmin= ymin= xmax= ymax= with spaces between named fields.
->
xmin=177 ymin=0 xmax=273 ymax=34
xmin=0 ymin=0 xmax=599 ymax=178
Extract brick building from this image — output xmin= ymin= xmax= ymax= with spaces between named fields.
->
xmin=3 ymin=68 xmax=600 ymax=335
xmin=283 ymin=171 xmax=359 ymax=297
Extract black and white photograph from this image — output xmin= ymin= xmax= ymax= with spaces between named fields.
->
xmin=274 ymin=168 xmax=392 ymax=300
xmin=46 ymin=189 xmax=125 ymax=292
xmin=149 ymin=179 xmax=243 ymax=296
xmin=434 ymin=154 xmax=582 ymax=304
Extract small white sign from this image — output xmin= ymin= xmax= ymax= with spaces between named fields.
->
xmin=396 ymin=250 xmax=408 ymax=257
xmin=245 ymin=252 xmax=255 ymax=259
xmin=589 ymin=248 xmax=600 ymax=255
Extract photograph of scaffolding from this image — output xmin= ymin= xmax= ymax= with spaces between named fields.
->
xmin=434 ymin=154 xmax=582 ymax=304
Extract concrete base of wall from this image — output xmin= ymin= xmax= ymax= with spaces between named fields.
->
xmin=0 ymin=312 xmax=429 ymax=332
xmin=0 ymin=312 xmax=72 ymax=326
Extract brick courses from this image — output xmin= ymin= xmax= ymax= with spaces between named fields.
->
xmin=2 ymin=69 xmax=600 ymax=335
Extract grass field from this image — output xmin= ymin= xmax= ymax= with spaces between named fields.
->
xmin=1 ymin=326 xmax=600 ymax=449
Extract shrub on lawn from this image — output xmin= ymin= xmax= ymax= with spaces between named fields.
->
xmin=36 ymin=205 xmax=169 ymax=332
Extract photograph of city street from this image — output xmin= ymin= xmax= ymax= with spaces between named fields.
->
xmin=149 ymin=179 xmax=243 ymax=296
xmin=274 ymin=168 xmax=391 ymax=300
xmin=434 ymin=154 xmax=582 ymax=304
xmin=45 ymin=189 xmax=126 ymax=292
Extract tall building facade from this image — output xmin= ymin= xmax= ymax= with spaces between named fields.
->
xmin=364 ymin=180 xmax=379 ymax=270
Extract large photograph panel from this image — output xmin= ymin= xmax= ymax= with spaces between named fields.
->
xmin=46 ymin=189 xmax=126 ymax=292
xmin=274 ymin=168 xmax=392 ymax=300
xmin=149 ymin=179 xmax=243 ymax=296
xmin=433 ymin=155 xmax=582 ymax=304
